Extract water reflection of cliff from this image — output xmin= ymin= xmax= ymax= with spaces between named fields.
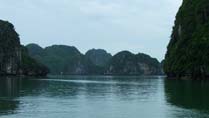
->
xmin=0 ymin=76 xmax=22 ymax=115
xmin=0 ymin=76 xmax=44 ymax=115
xmin=165 ymin=78 xmax=209 ymax=112
xmin=0 ymin=77 xmax=22 ymax=97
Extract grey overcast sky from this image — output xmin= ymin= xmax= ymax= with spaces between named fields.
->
xmin=0 ymin=0 xmax=182 ymax=61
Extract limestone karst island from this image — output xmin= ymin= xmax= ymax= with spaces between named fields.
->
xmin=0 ymin=0 xmax=209 ymax=118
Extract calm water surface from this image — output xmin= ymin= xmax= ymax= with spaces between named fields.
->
xmin=0 ymin=76 xmax=209 ymax=118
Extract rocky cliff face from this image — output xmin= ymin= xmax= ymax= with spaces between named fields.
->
xmin=0 ymin=20 xmax=22 ymax=75
xmin=0 ymin=20 xmax=48 ymax=76
xmin=164 ymin=0 xmax=209 ymax=78
xmin=106 ymin=51 xmax=161 ymax=75
xmin=26 ymin=44 xmax=99 ymax=75
xmin=85 ymin=49 xmax=112 ymax=67
xmin=27 ymin=44 xmax=162 ymax=75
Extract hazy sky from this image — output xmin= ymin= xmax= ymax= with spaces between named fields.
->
xmin=0 ymin=0 xmax=182 ymax=61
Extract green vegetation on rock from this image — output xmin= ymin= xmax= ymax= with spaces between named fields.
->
xmin=0 ymin=20 xmax=48 ymax=76
xmin=164 ymin=0 xmax=209 ymax=78
xmin=106 ymin=51 xmax=161 ymax=75
xmin=21 ymin=46 xmax=49 ymax=76
xmin=27 ymin=44 xmax=162 ymax=75
xmin=85 ymin=49 xmax=112 ymax=67
xmin=26 ymin=44 xmax=102 ymax=75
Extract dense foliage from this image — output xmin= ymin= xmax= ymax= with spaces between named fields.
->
xmin=106 ymin=51 xmax=161 ymax=75
xmin=26 ymin=44 xmax=102 ymax=75
xmin=21 ymin=46 xmax=49 ymax=76
xmin=0 ymin=20 xmax=21 ymax=75
xmin=27 ymin=44 xmax=162 ymax=75
xmin=0 ymin=20 xmax=49 ymax=76
xmin=85 ymin=49 xmax=112 ymax=67
xmin=164 ymin=0 xmax=209 ymax=78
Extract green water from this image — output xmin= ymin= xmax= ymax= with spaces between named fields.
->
xmin=0 ymin=76 xmax=209 ymax=118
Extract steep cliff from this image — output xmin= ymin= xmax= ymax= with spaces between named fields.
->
xmin=26 ymin=44 xmax=100 ymax=75
xmin=0 ymin=20 xmax=21 ymax=75
xmin=85 ymin=49 xmax=112 ymax=67
xmin=164 ymin=0 xmax=209 ymax=78
xmin=27 ymin=44 xmax=162 ymax=75
xmin=0 ymin=20 xmax=48 ymax=76
xmin=106 ymin=51 xmax=161 ymax=75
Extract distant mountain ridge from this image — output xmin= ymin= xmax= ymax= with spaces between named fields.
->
xmin=26 ymin=44 xmax=99 ymax=75
xmin=26 ymin=43 xmax=162 ymax=75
